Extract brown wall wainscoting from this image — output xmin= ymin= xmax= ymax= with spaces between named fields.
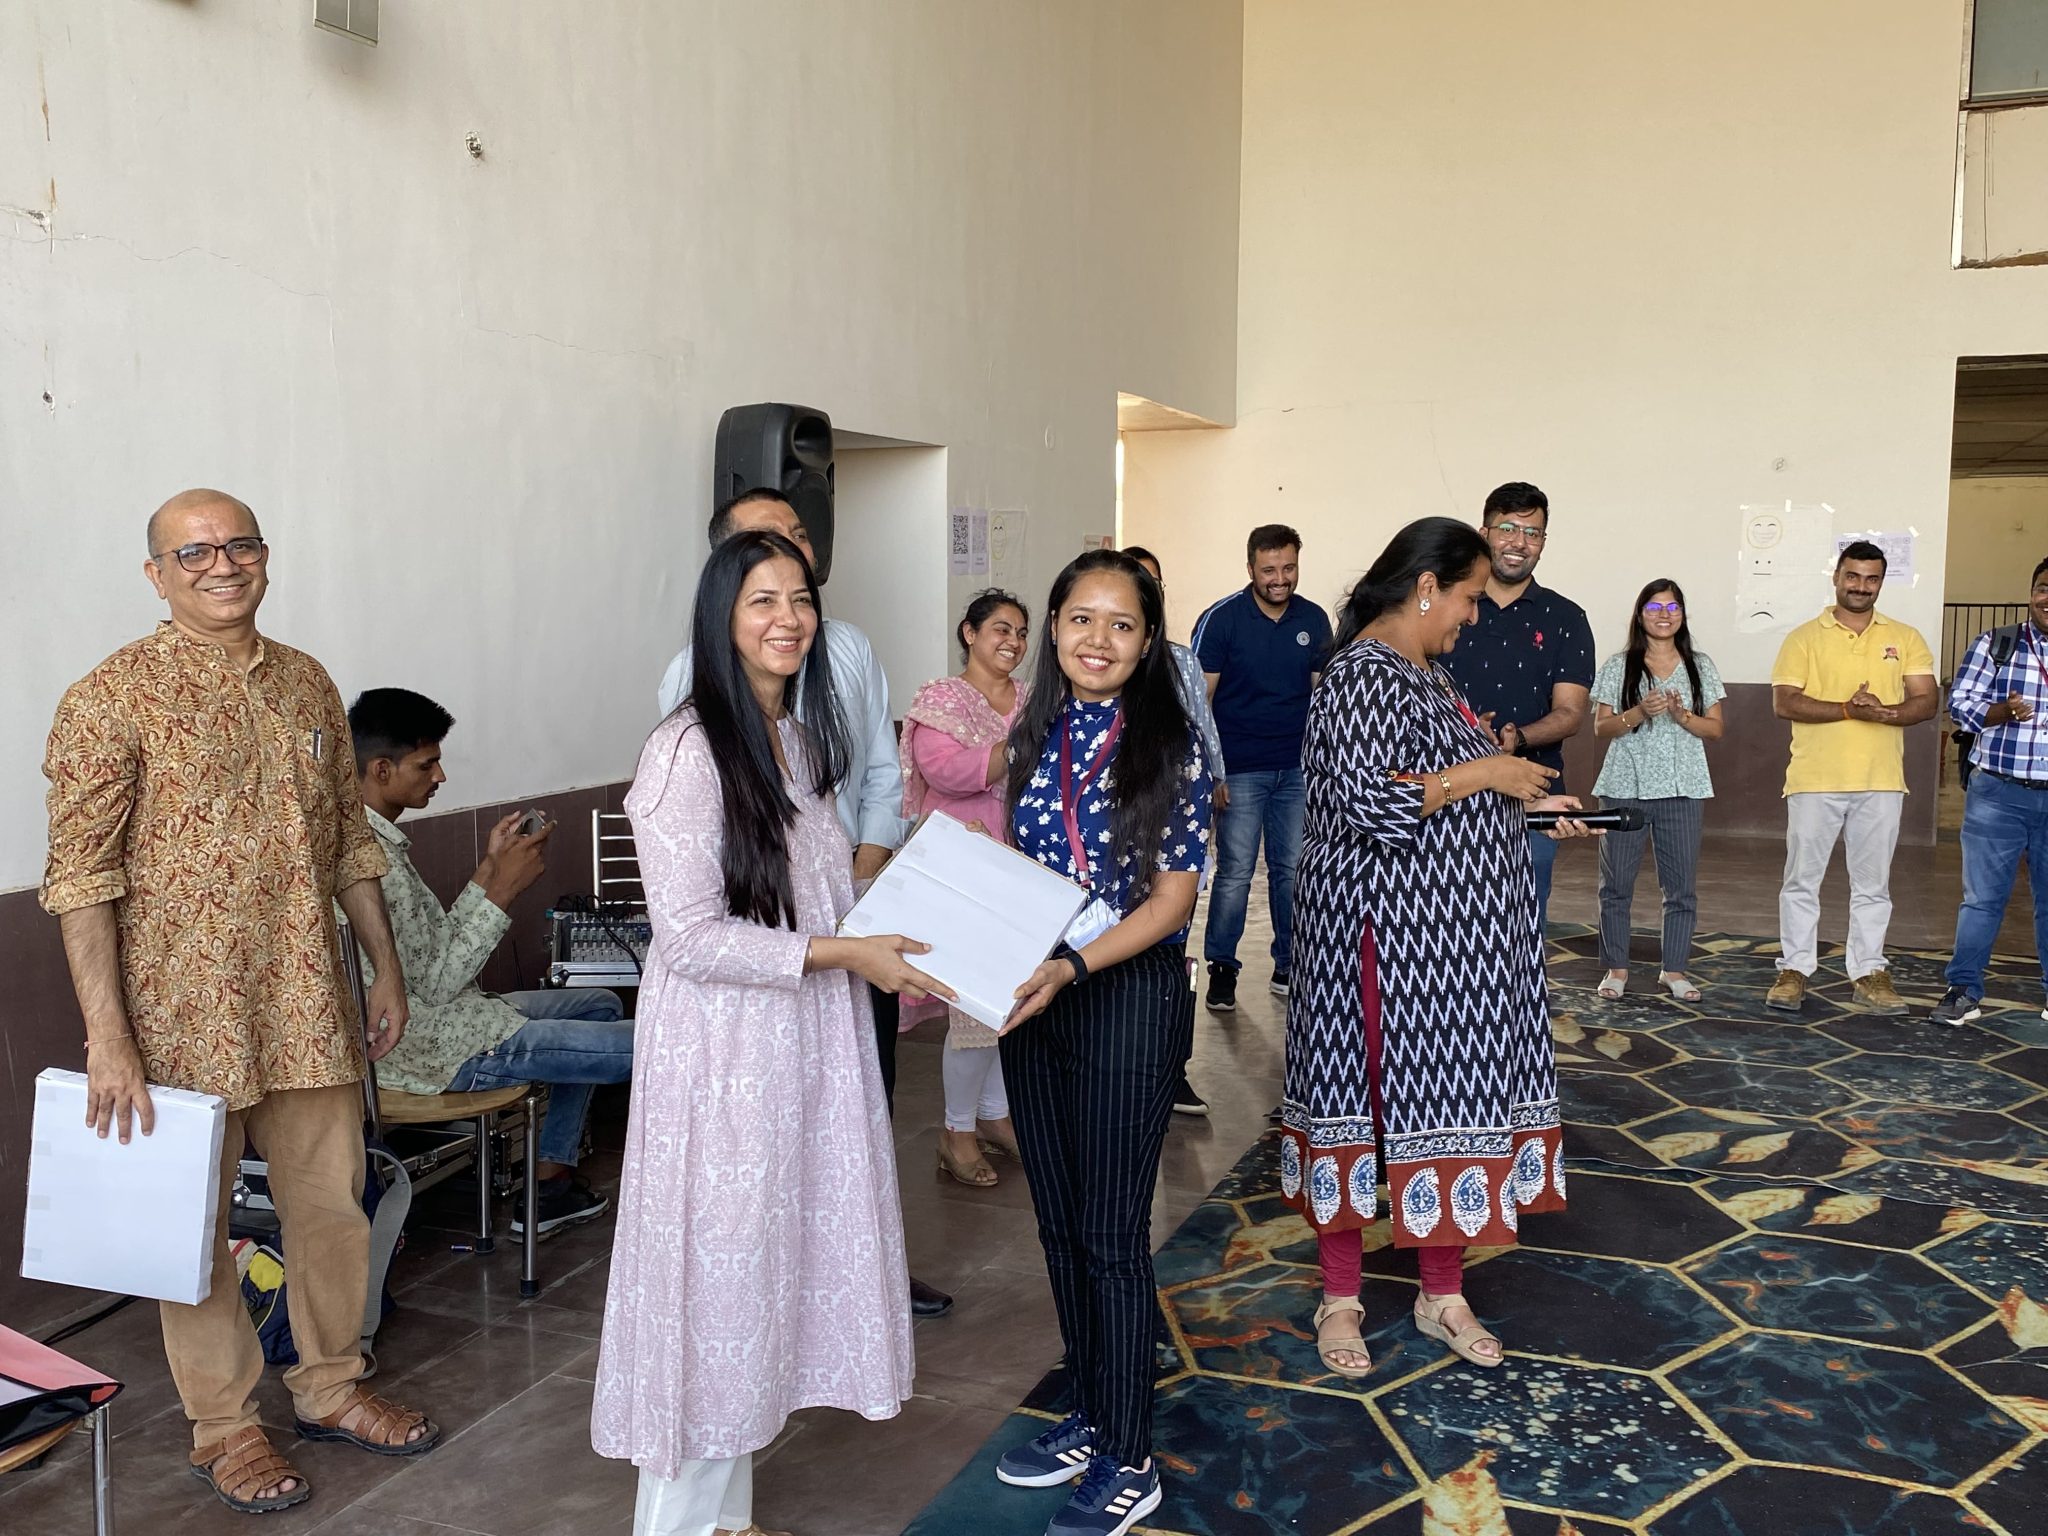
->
xmin=1560 ymin=681 xmax=1942 ymax=845
xmin=0 ymin=779 xmax=633 ymax=1335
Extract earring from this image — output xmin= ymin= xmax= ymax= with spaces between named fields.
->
xmin=1419 ymin=597 xmax=1432 ymax=614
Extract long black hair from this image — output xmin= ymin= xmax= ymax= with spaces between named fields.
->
xmin=1334 ymin=517 xmax=1491 ymax=648
xmin=680 ymin=529 xmax=851 ymax=928
xmin=1007 ymin=549 xmax=1191 ymax=904
xmin=1620 ymin=577 xmax=1704 ymax=713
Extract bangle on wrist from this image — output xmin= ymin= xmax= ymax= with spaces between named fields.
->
xmin=1841 ymin=700 xmax=1852 ymax=720
xmin=85 ymin=1031 xmax=133 ymax=1050
xmin=1437 ymin=770 xmax=1454 ymax=801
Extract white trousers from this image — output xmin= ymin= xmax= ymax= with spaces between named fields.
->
xmin=1779 ymin=791 xmax=1903 ymax=980
xmin=633 ymin=1454 xmax=752 ymax=1536
xmin=942 ymin=1041 xmax=1010 ymax=1133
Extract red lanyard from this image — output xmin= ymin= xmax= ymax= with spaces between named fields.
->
xmin=1059 ymin=707 xmax=1123 ymax=886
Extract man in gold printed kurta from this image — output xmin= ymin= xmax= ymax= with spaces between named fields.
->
xmin=40 ymin=489 xmax=440 ymax=1517
xmin=43 ymin=624 xmax=387 ymax=1104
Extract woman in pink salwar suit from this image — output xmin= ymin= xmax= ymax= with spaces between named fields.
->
xmin=593 ymin=530 xmax=945 ymax=1536
xmin=898 ymin=589 xmax=1031 ymax=1189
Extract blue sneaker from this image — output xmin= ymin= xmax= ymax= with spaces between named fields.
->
xmin=1046 ymin=1455 xmax=1161 ymax=1536
xmin=995 ymin=1411 xmax=1096 ymax=1488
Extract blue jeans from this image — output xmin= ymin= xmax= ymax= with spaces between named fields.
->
xmin=448 ymin=989 xmax=633 ymax=1168
xmin=1946 ymin=773 xmax=2048 ymax=1000
xmin=1203 ymin=768 xmax=1304 ymax=972
xmin=1529 ymin=829 xmax=1557 ymax=938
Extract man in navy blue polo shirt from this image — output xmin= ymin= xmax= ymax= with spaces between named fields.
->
xmin=1440 ymin=482 xmax=1595 ymax=935
xmin=1191 ymin=523 xmax=1333 ymax=1013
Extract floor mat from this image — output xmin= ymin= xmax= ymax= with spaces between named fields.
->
xmin=902 ymin=933 xmax=2048 ymax=1535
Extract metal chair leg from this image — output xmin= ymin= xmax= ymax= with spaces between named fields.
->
xmin=473 ymin=1116 xmax=496 ymax=1255
xmin=519 ymin=1089 xmax=541 ymax=1298
xmin=91 ymin=1403 xmax=113 ymax=1536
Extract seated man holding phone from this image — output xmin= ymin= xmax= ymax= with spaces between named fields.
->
xmin=348 ymin=688 xmax=632 ymax=1236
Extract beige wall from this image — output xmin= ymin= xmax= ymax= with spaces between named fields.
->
xmin=1125 ymin=0 xmax=2048 ymax=679
xmin=0 ymin=0 xmax=1242 ymax=891
xmin=1948 ymin=477 xmax=2048 ymax=602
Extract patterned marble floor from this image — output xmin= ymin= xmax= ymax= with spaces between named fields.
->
xmin=904 ymin=932 xmax=2048 ymax=1536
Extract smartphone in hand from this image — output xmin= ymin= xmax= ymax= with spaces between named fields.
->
xmin=516 ymin=808 xmax=547 ymax=837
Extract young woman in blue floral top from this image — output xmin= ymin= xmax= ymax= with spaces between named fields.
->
xmin=991 ymin=548 xmax=1211 ymax=1536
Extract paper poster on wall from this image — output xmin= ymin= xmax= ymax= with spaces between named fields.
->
xmin=1835 ymin=529 xmax=1915 ymax=586
xmin=1735 ymin=502 xmax=1835 ymax=634
xmin=949 ymin=508 xmax=971 ymax=577
xmin=968 ymin=508 xmax=990 ymax=576
xmin=989 ymin=511 xmax=1027 ymax=589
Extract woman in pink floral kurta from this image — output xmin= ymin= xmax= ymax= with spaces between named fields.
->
xmin=593 ymin=529 xmax=925 ymax=1535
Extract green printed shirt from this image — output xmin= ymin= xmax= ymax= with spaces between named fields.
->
xmin=362 ymin=807 xmax=524 ymax=1094
xmin=1590 ymin=651 xmax=1725 ymax=801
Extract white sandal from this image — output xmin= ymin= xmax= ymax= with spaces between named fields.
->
xmin=1596 ymin=973 xmax=1626 ymax=1000
xmin=1660 ymin=972 xmax=1702 ymax=1002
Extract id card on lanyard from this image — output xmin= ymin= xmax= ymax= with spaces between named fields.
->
xmin=1060 ymin=707 xmax=1124 ymax=946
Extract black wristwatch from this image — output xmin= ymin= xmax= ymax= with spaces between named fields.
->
xmin=1055 ymin=943 xmax=1088 ymax=984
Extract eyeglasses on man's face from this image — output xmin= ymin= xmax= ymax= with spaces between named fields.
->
xmin=1643 ymin=601 xmax=1683 ymax=616
xmin=155 ymin=538 xmax=268 ymax=573
xmin=1488 ymin=520 xmax=1546 ymax=545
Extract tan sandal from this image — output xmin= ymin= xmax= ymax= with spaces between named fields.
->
xmin=295 ymin=1386 xmax=442 ymax=1456
xmin=936 ymin=1138 xmax=998 ymax=1188
xmin=1312 ymin=1295 xmax=1373 ymax=1379
xmin=1414 ymin=1291 xmax=1504 ymax=1368
xmin=189 ymin=1424 xmax=313 ymax=1514
xmin=716 ymin=1526 xmax=793 ymax=1536
xmin=976 ymin=1118 xmax=1021 ymax=1161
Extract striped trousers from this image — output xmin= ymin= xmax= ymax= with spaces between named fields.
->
xmin=1597 ymin=795 xmax=1705 ymax=972
xmin=1001 ymin=943 xmax=1192 ymax=1469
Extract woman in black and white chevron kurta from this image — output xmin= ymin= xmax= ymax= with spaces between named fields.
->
xmin=1280 ymin=518 xmax=1570 ymax=1371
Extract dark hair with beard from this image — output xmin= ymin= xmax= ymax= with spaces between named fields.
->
xmin=1621 ymin=578 xmax=1705 ymax=714
xmin=676 ymin=529 xmax=850 ymax=927
xmin=1482 ymin=482 xmax=1549 ymax=521
xmin=1006 ymin=549 xmax=1191 ymax=907
xmin=1334 ymin=517 xmax=1491 ymax=649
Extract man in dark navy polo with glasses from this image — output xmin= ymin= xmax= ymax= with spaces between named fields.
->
xmin=1440 ymin=482 xmax=1595 ymax=936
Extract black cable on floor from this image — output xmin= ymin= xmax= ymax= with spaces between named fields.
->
xmin=37 ymin=1293 xmax=137 ymax=1347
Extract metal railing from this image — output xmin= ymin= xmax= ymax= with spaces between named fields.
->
xmin=1942 ymin=602 xmax=2029 ymax=684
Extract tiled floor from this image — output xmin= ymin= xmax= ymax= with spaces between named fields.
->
xmin=2 ymin=828 xmax=2035 ymax=1536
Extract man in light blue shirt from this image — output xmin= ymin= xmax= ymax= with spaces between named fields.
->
xmin=1931 ymin=557 xmax=2048 ymax=1027
xmin=657 ymin=488 xmax=948 ymax=1317
xmin=1126 ymin=545 xmax=1226 ymax=1119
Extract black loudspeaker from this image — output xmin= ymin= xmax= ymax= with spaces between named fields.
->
xmin=712 ymin=403 xmax=836 ymax=581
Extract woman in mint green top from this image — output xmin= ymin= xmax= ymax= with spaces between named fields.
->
xmin=1590 ymin=580 xmax=1725 ymax=1000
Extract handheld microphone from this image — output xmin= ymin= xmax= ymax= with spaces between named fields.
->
xmin=1525 ymin=806 xmax=1647 ymax=832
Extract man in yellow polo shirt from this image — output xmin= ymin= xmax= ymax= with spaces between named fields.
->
xmin=1766 ymin=542 xmax=1938 ymax=1014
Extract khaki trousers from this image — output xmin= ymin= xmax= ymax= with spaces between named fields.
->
xmin=161 ymin=1081 xmax=369 ymax=1449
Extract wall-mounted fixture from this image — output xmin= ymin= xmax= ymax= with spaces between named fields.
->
xmin=315 ymin=0 xmax=378 ymax=47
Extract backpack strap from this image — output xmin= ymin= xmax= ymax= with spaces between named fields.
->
xmin=1990 ymin=623 xmax=2025 ymax=667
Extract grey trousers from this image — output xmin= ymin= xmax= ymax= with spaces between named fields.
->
xmin=1779 ymin=791 xmax=1904 ymax=980
xmin=1597 ymin=796 xmax=1705 ymax=972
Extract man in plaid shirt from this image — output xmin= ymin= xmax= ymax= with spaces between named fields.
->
xmin=1931 ymin=558 xmax=2048 ymax=1026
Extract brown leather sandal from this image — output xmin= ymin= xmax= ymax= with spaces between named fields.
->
xmin=294 ymin=1387 xmax=442 ymax=1456
xmin=189 ymin=1424 xmax=314 ymax=1514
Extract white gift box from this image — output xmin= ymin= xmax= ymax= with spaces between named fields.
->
xmin=839 ymin=811 xmax=1090 ymax=1030
xmin=21 ymin=1068 xmax=227 ymax=1305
